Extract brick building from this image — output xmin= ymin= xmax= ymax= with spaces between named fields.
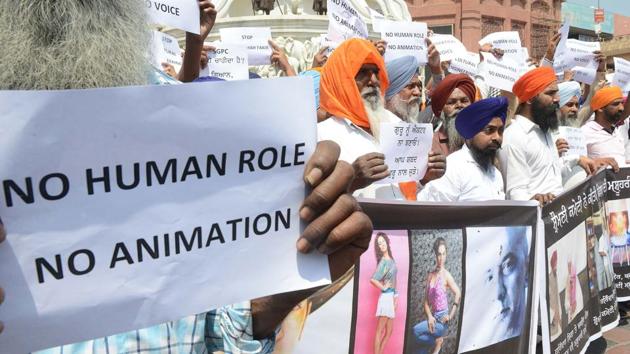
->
xmin=405 ymin=0 xmax=563 ymax=59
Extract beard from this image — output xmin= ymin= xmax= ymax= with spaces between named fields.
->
xmin=531 ymin=97 xmax=559 ymax=133
xmin=559 ymin=111 xmax=580 ymax=128
xmin=441 ymin=110 xmax=464 ymax=152
xmin=361 ymin=86 xmax=388 ymax=142
xmin=0 ymin=0 xmax=150 ymax=90
xmin=468 ymin=142 xmax=500 ymax=172
xmin=386 ymin=93 xmax=420 ymax=122
xmin=605 ymin=110 xmax=624 ymax=124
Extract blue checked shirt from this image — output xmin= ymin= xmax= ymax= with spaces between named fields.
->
xmin=34 ymin=301 xmax=275 ymax=354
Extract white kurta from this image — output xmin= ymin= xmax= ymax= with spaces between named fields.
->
xmin=582 ymin=120 xmax=628 ymax=167
xmin=418 ymin=145 xmax=505 ymax=202
xmin=499 ymin=115 xmax=578 ymax=201
xmin=317 ymin=114 xmax=406 ymax=200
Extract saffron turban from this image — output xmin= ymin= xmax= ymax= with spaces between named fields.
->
xmin=558 ymin=81 xmax=582 ymax=107
xmin=320 ymin=39 xmax=389 ymax=128
xmin=430 ymin=74 xmax=476 ymax=117
xmin=385 ymin=56 xmax=419 ymax=100
xmin=455 ymin=96 xmax=508 ymax=139
xmin=512 ymin=66 xmax=557 ymax=103
xmin=591 ymin=85 xmax=623 ymax=111
xmin=299 ymin=69 xmax=321 ymax=108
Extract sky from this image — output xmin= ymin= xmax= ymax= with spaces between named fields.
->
xmin=566 ymin=0 xmax=630 ymax=17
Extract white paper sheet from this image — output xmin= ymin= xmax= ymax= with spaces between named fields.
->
xmin=220 ymin=27 xmax=272 ymax=66
xmin=449 ymin=51 xmax=481 ymax=78
xmin=0 ymin=78 xmax=329 ymax=353
xmin=613 ymin=57 xmax=630 ymax=93
xmin=149 ymin=30 xmax=183 ymax=74
xmin=479 ymin=31 xmax=522 ymax=56
xmin=206 ymin=43 xmax=249 ymax=81
xmin=146 ymin=0 xmax=200 ymax=34
xmin=430 ymin=34 xmax=467 ymax=62
xmin=379 ymin=123 xmax=433 ymax=183
xmin=479 ymin=52 xmax=525 ymax=92
xmin=381 ymin=20 xmax=428 ymax=65
xmin=327 ymin=0 xmax=369 ymax=41
xmin=556 ymin=127 xmax=588 ymax=157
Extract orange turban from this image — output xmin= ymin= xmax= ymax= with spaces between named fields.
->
xmin=591 ymin=86 xmax=623 ymax=111
xmin=512 ymin=66 xmax=557 ymax=103
xmin=319 ymin=39 xmax=389 ymax=128
xmin=430 ymin=74 xmax=476 ymax=117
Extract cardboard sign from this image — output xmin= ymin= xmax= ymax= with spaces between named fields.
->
xmin=430 ymin=34 xmax=467 ymax=62
xmin=479 ymin=52 xmax=525 ymax=92
xmin=327 ymin=0 xmax=369 ymax=40
xmin=0 ymin=78 xmax=329 ymax=353
xmin=149 ymin=30 xmax=183 ymax=74
xmin=146 ymin=0 xmax=200 ymax=35
xmin=379 ymin=123 xmax=433 ymax=183
xmin=220 ymin=27 xmax=272 ymax=66
xmin=381 ymin=20 xmax=428 ymax=65
xmin=206 ymin=43 xmax=249 ymax=81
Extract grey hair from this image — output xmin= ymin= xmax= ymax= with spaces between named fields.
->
xmin=0 ymin=0 xmax=151 ymax=89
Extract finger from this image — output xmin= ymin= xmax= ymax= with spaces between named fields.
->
xmin=268 ymin=39 xmax=280 ymax=50
xmin=369 ymin=164 xmax=388 ymax=175
xmin=362 ymin=152 xmax=386 ymax=161
xmin=0 ymin=222 xmax=5 ymax=243
xmin=326 ymin=213 xmax=372 ymax=280
xmin=371 ymin=169 xmax=391 ymax=180
xmin=364 ymin=158 xmax=386 ymax=168
xmin=303 ymin=140 xmax=341 ymax=187
xmin=428 ymin=162 xmax=446 ymax=170
xmin=301 ymin=161 xmax=354 ymax=222
xmin=298 ymin=194 xmax=359 ymax=253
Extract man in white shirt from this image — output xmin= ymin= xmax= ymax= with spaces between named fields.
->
xmin=317 ymin=39 xmax=444 ymax=200
xmin=419 ymin=97 xmax=507 ymax=201
xmin=499 ymin=67 xmax=602 ymax=205
xmin=582 ymin=85 xmax=630 ymax=167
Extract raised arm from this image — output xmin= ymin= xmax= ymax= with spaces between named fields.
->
xmin=178 ymin=1 xmax=216 ymax=82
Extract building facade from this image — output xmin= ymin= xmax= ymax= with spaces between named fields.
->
xmin=406 ymin=0 xmax=563 ymax=58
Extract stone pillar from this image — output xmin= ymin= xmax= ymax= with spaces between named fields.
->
xmin=461 ymin=0 xmax=482 ymax=50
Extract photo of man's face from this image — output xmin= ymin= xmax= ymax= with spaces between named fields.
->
xmin=458 ymin=226 xmax=531 ymax=352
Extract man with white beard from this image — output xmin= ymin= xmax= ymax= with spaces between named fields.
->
xmin=0 ymin=1 xmax=373 ymax=353
xmin=317 ymin=39 xmax=445 ymax=200
xmin=425 ymin=74 xmax=477 ymax=156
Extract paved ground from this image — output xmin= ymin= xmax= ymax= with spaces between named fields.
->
xmin=605 ymin=317 xmax=630 ymax=353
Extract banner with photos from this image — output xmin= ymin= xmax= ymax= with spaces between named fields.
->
xmin=541 ymin=169 xmax=620 ymax=354
xmin=272 ymin=200 xmax=541 ymax=354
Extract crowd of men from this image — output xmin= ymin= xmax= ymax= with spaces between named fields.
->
xmin=0 ymin=0 xmax=629 ymax=353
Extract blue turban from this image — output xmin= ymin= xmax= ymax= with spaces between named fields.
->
xmin=558 ymin=81 xmax=582 ymax=107
xmin=385 ymin=56 xmax=419 ymax=100
xmin=455 ymin=96 xmax=508 ymax=139
xmin=249 ymin=72 xmax=261 ymax=79
xmin=299 ymin=70 xmax=321 ymax=108
xmin=193 ymin=76 xmax=226 ymax=82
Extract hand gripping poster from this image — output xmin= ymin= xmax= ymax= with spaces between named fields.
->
xmin=273 ymin=200 xmax=541 ymax=354
xmin=541 ymin=169 xmax=620 ymax=354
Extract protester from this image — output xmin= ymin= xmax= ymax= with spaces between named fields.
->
xmin=385 ymin=56 xmax=422 ymax=123
xmin=582 ymin=85 xmax=630 ymax=166
xmin=557 ymin=81 xmax=583 ymax=128
xmin=418 ymin=97 xmax=507 ymax=201
xmin=422 ymin=74 xmax=477 ymax=156
xmin=317 ymin=38 xmax=445 ymax=200
xmin=499 ymin=67 xmax=603 ymax=205
xmin=0 ymin=1 xmax=373 ymax=353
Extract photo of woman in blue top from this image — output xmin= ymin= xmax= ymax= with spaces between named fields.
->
xmin=370 ymin=232 xmax=398 ymax=354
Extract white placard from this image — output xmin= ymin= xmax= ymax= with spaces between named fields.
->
xmin=556 ymin=39 xmax=600 ymax=73
xmin=449 ymin=51 xmax=480 ymax=78
xmin=368 ymin=7 xmax=385 ymax=32
xmin=379 ymin=122 xmax=433 ymax=183
xmin=327 ymin=0 xmax=369 ymax=41
xmin=220 ymin=27 xmax=272 ymax=66
xmin=206 ymin=43 xmax=249 ymax=81
xmin=381 ymin=20 xmax=428 ymax=65
xmin=319 ymin=33 xmax=340 ymax=56
xmin=429 ymin=34 xmax=467 ymax=62
xmin=146 ymin=0 xmax=200 ymax=35
xmin=0 ymin=78 xmax=329 ymax=353
xmin=553 ymin=22 xmax=571 ymax=70
xmin=571 ymin=66 xmax=597 ymax=85
xmin=479 ymin=52 xmax=525 ymax=92
xmin=557 ymin=126 xmax=588 ymax=157
xmin=504 ymin=47 xmax=529 ymax=69
xmin=149 ymin=30 xmax=183 ymax=74
xmin=478 ymin=31 xmax=522 ymax=56
xmin=613 ymin=57 xmax=630 ymax=93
